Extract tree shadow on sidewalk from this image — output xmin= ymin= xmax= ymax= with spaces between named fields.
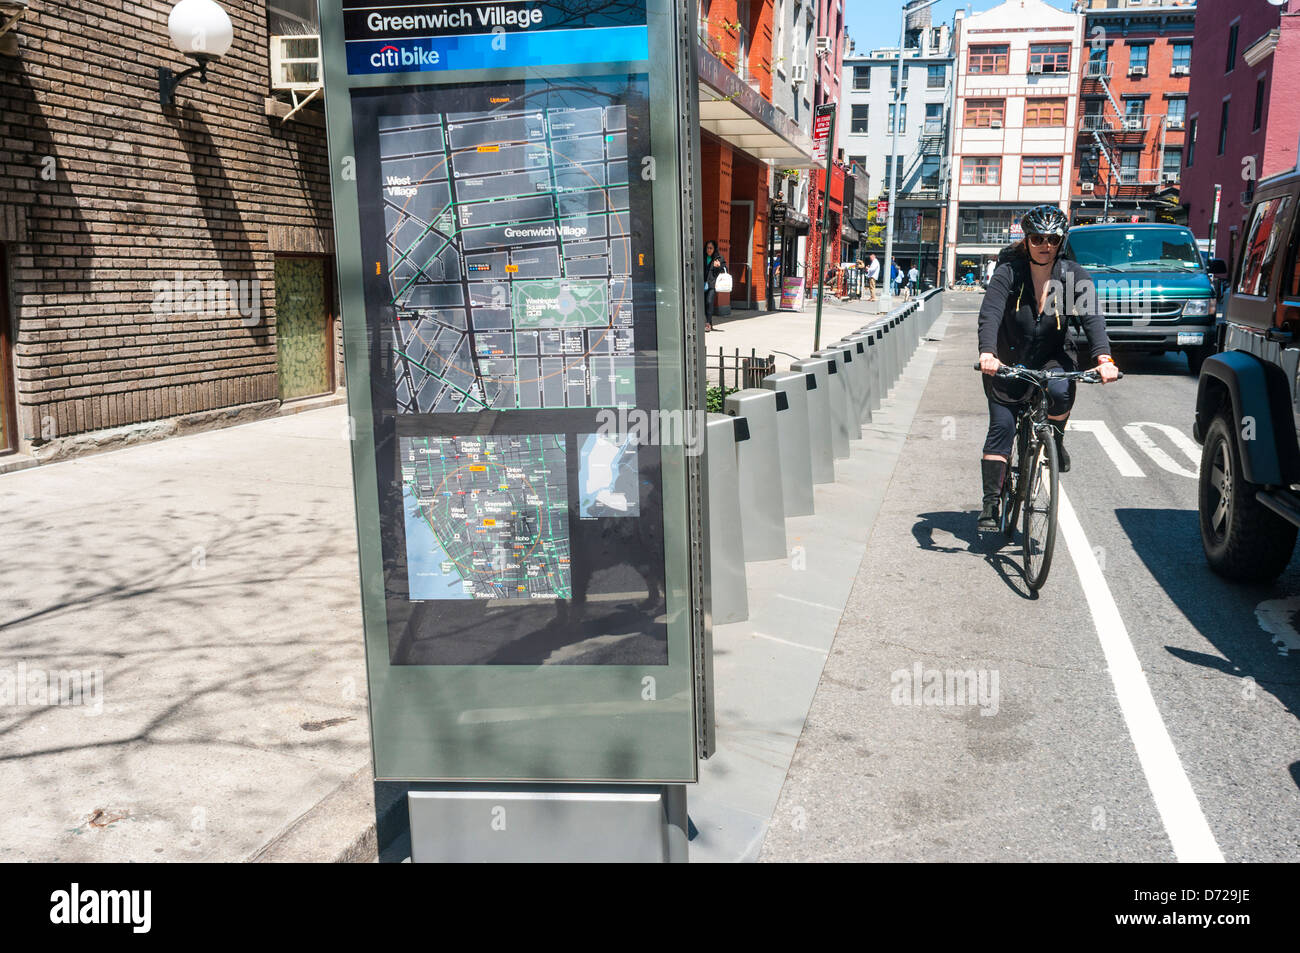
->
xmin=912 ymin=509 xmax=1038 ymax=600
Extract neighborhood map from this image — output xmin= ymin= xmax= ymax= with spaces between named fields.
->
xmin=372 ymin=79 xmax=641 ymax=413
xmin=400 ymin=434 xmax=571 ymax=601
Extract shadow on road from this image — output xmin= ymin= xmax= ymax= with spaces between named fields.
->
xmin=1115 ymin=507 xmax=1300 ymax=736
xmin=913 ymin=509 xmax=1038 ymax=600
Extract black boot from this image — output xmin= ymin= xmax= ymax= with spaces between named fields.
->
xmin=978 ymin=459 xmax=1007 ymax=533
xmin=1052 ymin=422 xmax=1070 ymax=473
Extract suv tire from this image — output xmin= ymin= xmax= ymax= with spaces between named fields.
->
xmin=1199 ymin=409 xmax=1297 ymax=581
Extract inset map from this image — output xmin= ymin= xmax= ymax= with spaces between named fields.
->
xmin=401 ymin=434 xmax=571 ymax=600
xmin=579 ymin=432 xmax=640 ymax=518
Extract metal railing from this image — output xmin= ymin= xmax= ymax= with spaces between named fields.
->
xmin=707 ymin=348 xmax=775 ymax=390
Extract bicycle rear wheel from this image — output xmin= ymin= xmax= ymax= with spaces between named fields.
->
xmin=1022 ymin=429 xmax=1060 ymax=590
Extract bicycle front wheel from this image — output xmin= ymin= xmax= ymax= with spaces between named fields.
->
xmin=1022 ymin=430 xmax=1060 ymax=590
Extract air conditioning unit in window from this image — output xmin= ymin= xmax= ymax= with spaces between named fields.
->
xmin=1172 ymin=65 xmax=1190 ymax=76
xmin=1124 ymin=117 xmax=1144 ymax=131
xmin=1080 ymin=182 xmax=1095 ymax=192
xmin=1167 ymin=118 xmax=1184 ymax=130
xmin=815 ymin=36 xmax=831 ymax=56
xmin=1130 ymin=65 xmax=1148 ymax=76
xmin=791 ymin=63 xmax=808 ymax=84
xmin=270 ymin=34 xmax=321 ymax=91
xmin=990 ymin=120 xmax=1003 ymax=129
xmin=1028 ymin=63 xmax=1044 ymax=74
xmin=1162 ymin=172 xmax=1181 ymax=184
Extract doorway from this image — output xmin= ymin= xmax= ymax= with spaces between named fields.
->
xmin=0 ymin=246 xmax=15 ymax=454
xmin=275 ymin=255 xmax=335 ymax=401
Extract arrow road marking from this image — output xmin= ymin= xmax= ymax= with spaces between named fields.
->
xmin=1067 ymin=419 xmax=1146 ymax=477
xmin=1058 ymin=486 xmax=1225 ymax=862
xmin=1123 ymin=422 xmax=1200 ymax=479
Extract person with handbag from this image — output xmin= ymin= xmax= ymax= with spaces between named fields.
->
xmin=703 ymin=240 xmax=729 ymax=332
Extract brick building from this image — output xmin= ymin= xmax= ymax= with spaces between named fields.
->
xmin=1070 ymin=0 xmax=1196 ymax=227
xmin=697 ymin=0 xmax=814 ymax=313
xmin=1182 ymin=0 xmax=1300 ymax=265
xmin=944 ymin=0 xmax=1084 ymax=284
xmin=0 ymin=0 xmax=338 ymax=465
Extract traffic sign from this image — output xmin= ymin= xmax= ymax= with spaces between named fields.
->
xmin=812 ymin=103 xmax=834 ymax=163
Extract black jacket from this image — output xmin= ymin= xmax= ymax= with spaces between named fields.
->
xmin=978 ymin=244 xmax=1110 ymax=402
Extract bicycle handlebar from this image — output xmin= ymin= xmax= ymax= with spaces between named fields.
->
xmin=970 ymin=362 xmax=1123 ymax=383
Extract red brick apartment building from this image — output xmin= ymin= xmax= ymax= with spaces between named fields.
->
xmin=1182 ymin=0 xmax=1300 ymax=265
xmin=1071 ymin=0 xmax=1196 ymax=226
xmin=0 ymin=0 xmax=339 ymax=467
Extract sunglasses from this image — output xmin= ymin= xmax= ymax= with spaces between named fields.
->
xmin=1027 ymin=234 xmax=1063 ymax=247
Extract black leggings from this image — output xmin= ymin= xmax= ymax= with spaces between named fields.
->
xmin=983 ymin=378 xmax=1074 ymax=457
xmin=704 ymin=288 xmax=717 ymax=321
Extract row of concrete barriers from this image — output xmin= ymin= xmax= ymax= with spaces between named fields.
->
xmin=706 ymin=290 xmax=945 ymax=624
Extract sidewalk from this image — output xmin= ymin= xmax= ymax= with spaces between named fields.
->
xmin=0 ymin=409 xmax=368 ymax=862
xmin=705 ymin=297 xmax=897 ymax=377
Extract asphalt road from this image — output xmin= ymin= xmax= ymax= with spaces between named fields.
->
xmin=762 ymin=308 xmax=1300 ymax=862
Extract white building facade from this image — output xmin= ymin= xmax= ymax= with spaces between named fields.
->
xmin=945 ymin=0 xmax=1084 ymax=284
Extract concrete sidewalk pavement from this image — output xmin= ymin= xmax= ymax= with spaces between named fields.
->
xmin=0 ymin=408 xmax=369 ymax=862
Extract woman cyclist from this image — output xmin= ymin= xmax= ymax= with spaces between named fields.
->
xmin=977 ymin=205 xmax=1119 ymax=534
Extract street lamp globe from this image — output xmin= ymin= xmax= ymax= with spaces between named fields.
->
xmin=167 ymin=0 xmax=233 ymax=60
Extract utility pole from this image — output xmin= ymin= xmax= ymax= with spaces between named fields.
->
xmin=812 ymin=103 xmax=836 ymax=351
xmin=883 ymin=0 xmax=941 ymax=312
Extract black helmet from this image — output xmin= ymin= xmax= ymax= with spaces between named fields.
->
xmin=1021 ymin=204 xmax=1069 ymax=239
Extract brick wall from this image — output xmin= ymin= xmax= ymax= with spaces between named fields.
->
xmin=0 ymin=0 xmax=337 ymax=451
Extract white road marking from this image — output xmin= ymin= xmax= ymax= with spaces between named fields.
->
xmin=1057 ymin=487 xmax=1225 ymax=862
xmin=1123 ymin=422 xmax=1200 ymax=479
xmin=1254 ymin=598 xmax=1300 ymax=656
xmin=1067 ymin=419 xmax=1146 ymax=477
xmin=750 ymin=630 xmax=828 ymax=656
xmin=776 ymin=593 xmax=839 ymax=612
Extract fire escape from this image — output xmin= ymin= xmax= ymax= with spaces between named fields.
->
xmin=1078 ymin=59 xmax=1170 ymax=207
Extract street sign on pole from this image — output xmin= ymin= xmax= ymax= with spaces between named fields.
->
xmin=811 ymin=107 xmax=833 ymax=163
xmin=877 ymin=199 xmax=889 ymax=219
xmin=318 ymin=0 xmax=704 ymax=784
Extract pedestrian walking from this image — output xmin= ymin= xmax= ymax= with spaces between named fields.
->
xmin=908 ymin=263 xmax=920 ymax=300
xmin=890 ymin=259 xmax=900 ymax=296
xmin=866 ymin=253 xmax=880 ymax=301
xmin=702 ymin=239 xmax=726 ymax=332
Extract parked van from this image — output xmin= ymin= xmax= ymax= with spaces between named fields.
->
xmin=1063 ymin=223 xmax=1227 ymax=374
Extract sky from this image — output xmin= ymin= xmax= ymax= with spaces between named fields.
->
xmin=845 ymin=0 xmax=1075 ymax=54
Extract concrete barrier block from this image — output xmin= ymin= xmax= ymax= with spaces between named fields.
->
xmin=723 ymin=389 xmax=788 ymax=562
xmin=762 ymin=372 xmax=815 ymax=517
xmin=809 ymin=349 xmax=851 ymax=459
xmin=705 ymin=412 xmax=748 ymax=624
xmin=790 ymin=358 xmax=835 ymax=485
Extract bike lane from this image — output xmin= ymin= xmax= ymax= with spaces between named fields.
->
xmin=760 ymin=310 xmax=1194 ymax=861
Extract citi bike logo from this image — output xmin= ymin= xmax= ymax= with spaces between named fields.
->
xmin=370 ymin=43 xmax=442 ymax=69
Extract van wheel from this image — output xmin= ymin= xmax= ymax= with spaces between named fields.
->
xmin=1199 ymin=410 xmax=1297 ymax=581
xmin=1187 ymin=344 xmax=1215 ymax=375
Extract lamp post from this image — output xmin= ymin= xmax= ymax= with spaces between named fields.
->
xmin=882 ymin=0 xmax=941 ymax=312
xmin=158 ymin=0 xmax=234 ymax=106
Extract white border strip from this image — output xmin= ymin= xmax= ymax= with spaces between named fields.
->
xmin=1057 ymin=487 xmax=1224 ymax=862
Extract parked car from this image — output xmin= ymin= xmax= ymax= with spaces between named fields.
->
xmin=1063 ymin=223 xmax=1227 ymax=374
xmin=1194 ymin=167 xmax=1300 ymax=581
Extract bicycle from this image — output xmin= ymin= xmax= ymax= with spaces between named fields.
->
xmin=972 ymin=363 xmax=1121 ymax=590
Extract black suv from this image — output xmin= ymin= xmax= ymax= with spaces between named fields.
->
xmin=1195 ymin=168 xmax=1300 ymax=580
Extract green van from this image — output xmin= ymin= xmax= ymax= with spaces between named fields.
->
xmin=1062 ymin=223 xmax=1227 ymax=374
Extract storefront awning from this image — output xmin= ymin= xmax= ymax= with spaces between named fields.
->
xmin=697 ymin=43 xmax=814 ymax=167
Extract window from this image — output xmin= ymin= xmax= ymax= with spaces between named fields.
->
xmin=850 ymin=103 xmax=869 ymax=134
xmin=888 ymin=102 xmax=907 ymax=134
xmin=964 ymin=98 xmax=1005 ymax=127
xmin=1236 ymin=196 xmax=1290 ymax=296
xmin=1124 ymin=97 xmax=1145 ymax=119
xmin=1254 ymin=77 xmax=1266 ymax=132
xmin=1029 ymin=43 xmax=1070 ymax=74
xmin=1025 ymin=98 xmax=1066 ymax=127
xmin=853 ymin=65 xmax=870 ymax=90
xmin=969 ymin=44 xmax=1008 ymax=74
xmin=849 ymin=154 xmax=866 ymax=170
xmin=1172 ymin=42 xmax=1191 ymax=71
xmin=1120 ymin=150 xmax=1139 ymax=183
xmin=883 ymin=155 xmax=905 ymax=191
xmin=961 ymin=156 xmax=1001 ymax=186
xmin=1226 ymin=23 xmax=1238 ymax=73
xmin=890 ymin=64 xmax=909 ymax=88
xmin=1187 ymin=117 xmax=1197 ymax=166
xmin=1163 ymin=149 xmax=1182 ymax=176
xmin=921 ymin=155 xmax=941 ymax=188
xmin=928 ymin=64 xmax=945 ymax=88
xmin=1087 ymin=45 xmax=1108 ymax=77
xmin=1166 ymin=97 xmax=1187 ymax=127
xmin=1128 ymin=44 xmax=1149 ymax=72
xmin=1021 ymin=157 xmax=1062 ymax=186
xmin=961 ymin=209 xmax=978 ymax=239
xmin=1219 ymin=99 xmax=1230 ymax=155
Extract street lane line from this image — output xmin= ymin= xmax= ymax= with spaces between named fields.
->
xmin=1067 ymin=420 xmax=1146 ymax=477
xmin=1123 ymin=422 xmax=1200 ymax=479
xmin=750 ymin=630 xmax=829 ymax=655
xmin=1057 ymin=487 xmax=1225 ymax=862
